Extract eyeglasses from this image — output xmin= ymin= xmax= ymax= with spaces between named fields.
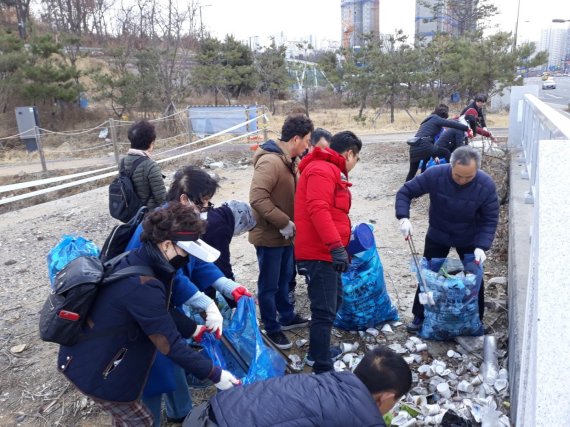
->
xmin=198 ymin=202 xmax=214 ymax=213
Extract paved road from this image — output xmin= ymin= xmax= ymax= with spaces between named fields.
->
xmin=525 ymin=76 xmax=570 ymax=117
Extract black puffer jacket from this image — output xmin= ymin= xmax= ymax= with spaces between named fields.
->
xmin=123 ymin=153 xmax=166 ymax=210
xmin=409 ymin=115 xmax=469 ymax=162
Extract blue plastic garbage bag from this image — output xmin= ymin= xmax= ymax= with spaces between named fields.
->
xmin=426 ymin=157 xmax=447 ymax=169
xmin=334 ymin=226 xmax=399 ymax=330
xmin=46 ymin=235 xmax=100 ymax=286
xmin=201 ymin=297 xmax=285 ymax=384
xmin=414 ymin=255 xmax=483 ymax=340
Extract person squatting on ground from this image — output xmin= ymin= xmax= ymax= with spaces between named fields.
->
xmin=248 ymin=114 xmax=313 ymax=350
xmin=290 ymin=127 xmax=334 ymax=306
xmin=57 ymin=203 xmax=240 ymax=427
xmin=125 ymin=169 xmax=252 ymax=426
xmin=183 ymin=345 xmax=412 ymax=427
xmin=123 ymin=120 xmax=166 ymax=210
xmin=395 ymin=146 xmax=499 ymax=332
xmin=295 ymin=131 xmax=362 ymax=373
xmin=460 ymin=93 xmax=489 ymax=130
xmin=436 ymin=108 xmax=495 ymax=154
xmin=405 ymin=104 xmax=469 ymax=182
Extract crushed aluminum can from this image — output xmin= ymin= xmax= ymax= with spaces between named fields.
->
xmin=411 ymin=386 xmax=429 ymax=395
xmin=494 ymin=379 xmax=508 ymax=392
xmin=366 ymin=327 xmax=380 ymax=337
xmin=498 ymin=368 xmax=508 ymax=380
xmin=458 ymin=380 xmax=475 ymax=393
xmin=436 ymin=382 xmax=452 ymax=398
xmin=288 ymin=354 xmax=304 ymax=371
xmin=422 ymin=403 xmax=441 ymax=416
xmin=342 ymin=353 xmax=354 ymax=365
xmin=471 ymin=374 xmax=483 ymax=386
xmin=295 ymin=339 xmax=308 ymax=348
xmin=415 ymin=343 xmax=428 ymax=352
xmin=388 ymin=343 xmax=408 ymax=354
xmin=333 ymin=360 xmax=346 ymax=372
xmin=404 ymin=340 xmax=416 ymax=351
xmin=390 ymin=411 xmax=410 ymax=425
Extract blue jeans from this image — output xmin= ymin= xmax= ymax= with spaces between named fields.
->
xmin=298 ymin=260 xmax=342 ymax=374
xmin=255 ymin=245 xmax=295 ymax=334
xmin=143 ymin=364 xmax=192 ymax=427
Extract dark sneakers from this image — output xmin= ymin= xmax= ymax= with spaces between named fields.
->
xmin=266 ymin=331 xmax=292 ymax=350
xmin=406 ymin=316 xmax=423 ymax=332
xmin=281 ymin=314 xmax=309 ymax=331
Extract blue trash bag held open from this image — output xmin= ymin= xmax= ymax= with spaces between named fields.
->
xmin=46 ymin=235 xmax=100 ymax=286
xmin=334 ymin=226 xmax=399 ymax=330
xmin=414 ymin=255 xmax=483 ymax=341
xmin=201 ymin=297 xmax=285 ymax=384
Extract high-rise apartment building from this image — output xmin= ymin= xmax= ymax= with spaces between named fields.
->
xmin=415 ymin=0 xmax=478 ymax=44
xmin=539 ymin=26 xmax=569 ymax=71
xmin=341 ymin=0 xmax=380 ymax=49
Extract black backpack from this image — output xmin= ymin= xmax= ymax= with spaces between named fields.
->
xmin=100 ymin=206 xmax=148 ymax=262
xmin=39 ymin=254 xmax=154 ymax=346
xmin=109 ymin=156 xmax=150 ymax=222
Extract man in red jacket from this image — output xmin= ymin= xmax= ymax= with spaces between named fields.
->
xmin=294 ymin=131 xmax=362 ymax=373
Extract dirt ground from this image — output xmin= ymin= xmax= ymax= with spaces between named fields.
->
xmin=0 ymin=137 xmax=509 ymax=426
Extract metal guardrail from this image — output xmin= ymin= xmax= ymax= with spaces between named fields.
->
xmin=508 ymin=86 xmax=570 ymax=425
xmin=514 ymin=93 xmax=570 ymax=203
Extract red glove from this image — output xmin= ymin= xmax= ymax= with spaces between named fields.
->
xmin=192 ymin=325 xmax=209 ymax=342
xmin=231 ymin=286 xmax=252 ymax=302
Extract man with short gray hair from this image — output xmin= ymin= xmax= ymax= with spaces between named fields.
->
xmin=395 ymin=146 xmax=499 ymax=332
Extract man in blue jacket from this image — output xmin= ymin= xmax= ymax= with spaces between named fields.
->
xmin=395 ymin=146 xmax=499 ymax=332
xmin=183 ymin=345 xmax=412 ymax=427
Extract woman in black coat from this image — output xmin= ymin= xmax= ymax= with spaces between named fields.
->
xmin=405 ymin=104 xmax=469 ymax=182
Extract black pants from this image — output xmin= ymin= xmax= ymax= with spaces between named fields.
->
xmin=297 ymin=260 xmax=342 ymax=374
xmin=405 ymin=146 xmax=451 ymax=182
xmin=412 ymin=236 xmax=485 ymax=321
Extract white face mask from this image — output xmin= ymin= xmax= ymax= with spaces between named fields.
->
xmin=200 ymin=212 xmax=208 ymax=220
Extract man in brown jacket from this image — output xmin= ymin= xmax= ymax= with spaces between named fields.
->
xmin=249 ymin=114 xmax=313 ymax=349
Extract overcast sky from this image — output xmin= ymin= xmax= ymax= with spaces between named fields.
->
xmin=200 ymin=0 xmax=569 ymax=45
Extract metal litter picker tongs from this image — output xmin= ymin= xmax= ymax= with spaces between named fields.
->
xmin=407 ymin=235 xmax=434 ymax=306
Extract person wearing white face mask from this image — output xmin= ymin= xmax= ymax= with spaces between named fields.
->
xmin=125 ymin=167 xmax=252 ymax=426
xmin=57 ymin=203 xmax=239 ymax=427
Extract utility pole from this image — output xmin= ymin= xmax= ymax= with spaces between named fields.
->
xmin=513 ymin=0 xmax=521 ymax=51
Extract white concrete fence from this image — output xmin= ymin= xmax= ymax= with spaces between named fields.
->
xmin=508 ymin=86 xmax=570 ymax=425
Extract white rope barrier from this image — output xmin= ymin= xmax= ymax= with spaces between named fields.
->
xmin=0 ymin=165 xmax=117 ymax=194
xmin=38 ymin=120 xmax=110 ymax=136
xmin=0 ymin=127 xmax=262 ymax=205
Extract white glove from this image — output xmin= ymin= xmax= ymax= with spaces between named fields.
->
xmin=399 ymin=218 xmax=413 ymax=238
xmin=215 ymin=370 xmax=240 ymax=390
xmin=204 ymin=301 xmax=223 ymax=338
xmin=279 ymin=220 xmax=296 ymax=239
xmin=474 ymin=248 xmax=486 ymax=264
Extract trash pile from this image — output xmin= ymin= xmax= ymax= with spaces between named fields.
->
xmin=289 ymin=323 xmax=510 ymax=427
xmin=416 ymin=256 xmax=483 ymax=341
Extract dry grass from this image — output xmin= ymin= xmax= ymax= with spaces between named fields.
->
xmin=269 ymin=107 xmax=509 ymax=136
